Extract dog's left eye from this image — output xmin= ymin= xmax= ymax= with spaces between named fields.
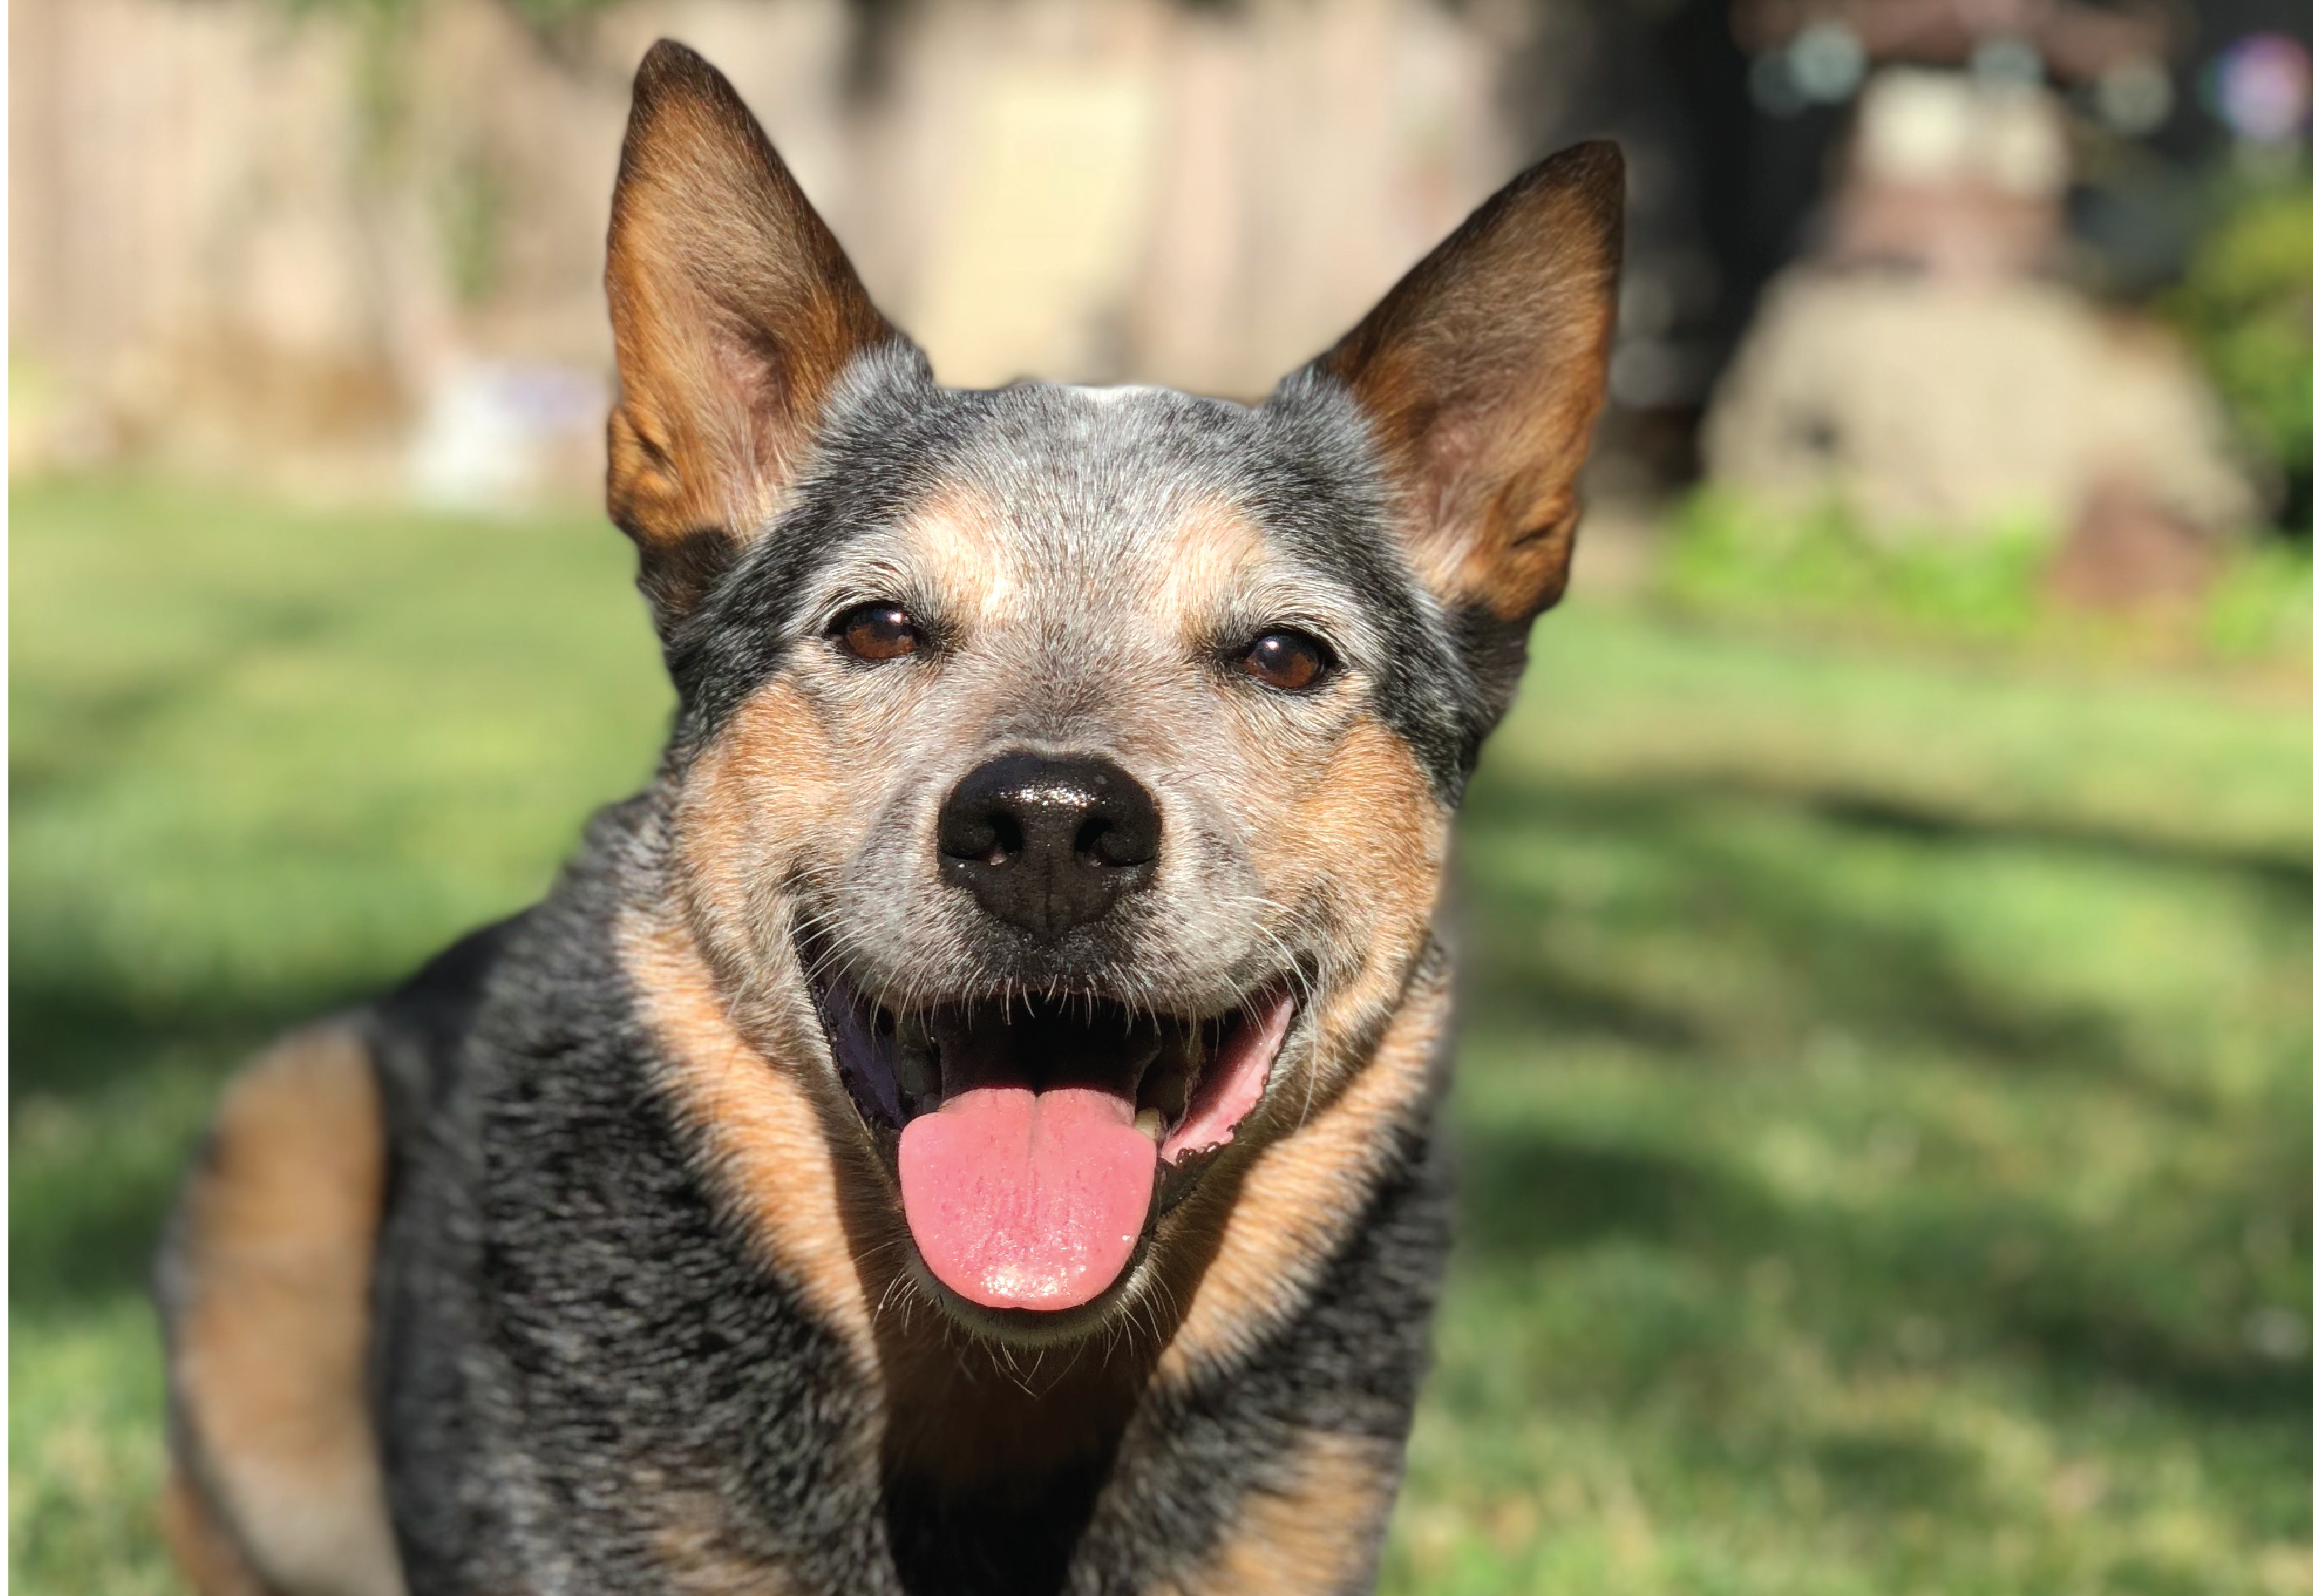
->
xmin=1238 ymin=630 xmax=1332 ymax=692
xmin=833 ymin=602 xmax=920 ymax=662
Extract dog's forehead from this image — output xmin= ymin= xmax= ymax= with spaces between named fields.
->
xmin=910 ymin=383 xmax=1299 ymax=543
xmin=869 ymin=386 xmax=1318 ymax=609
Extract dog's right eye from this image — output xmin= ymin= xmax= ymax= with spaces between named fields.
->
xmin=833 ymin=603 xmax=920 ymax=662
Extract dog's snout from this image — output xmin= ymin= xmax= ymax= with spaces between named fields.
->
xmin=937 ymin=753 xmax=1161 ymax=937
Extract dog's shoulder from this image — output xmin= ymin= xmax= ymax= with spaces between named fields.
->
xmin=366 ymin=911 xmax=529 ymax=1141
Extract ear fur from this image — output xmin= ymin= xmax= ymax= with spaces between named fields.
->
xmin=606 ymin=40 xmax=903 ymax=624
xmin=1314 ymin=141 xmax=1623 ymax=632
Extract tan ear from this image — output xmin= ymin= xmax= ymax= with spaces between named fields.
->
xmin=606 ymin=40 xmax=901 ymax=622
xmin=1315 ymin=141 xmax=1623 ymax=628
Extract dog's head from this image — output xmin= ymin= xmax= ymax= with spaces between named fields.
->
xmin=608 ymin=42 xmax=1619 ymax=1341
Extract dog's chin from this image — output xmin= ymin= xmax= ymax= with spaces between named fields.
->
xmin=805 ymin=959 xmax=1298 ymax=1341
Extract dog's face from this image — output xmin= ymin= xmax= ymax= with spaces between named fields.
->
xmin=607 ymin=42 xmax=1619 ymax=1341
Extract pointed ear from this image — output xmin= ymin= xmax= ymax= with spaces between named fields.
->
xmin=1313 ymin=141 xmax=1623 ymax=631
xmin=606 ymin=40 xmax=904 ymax=624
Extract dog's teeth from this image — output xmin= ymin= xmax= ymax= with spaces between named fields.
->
xmin=1134 ymin=1107 xmax=1163 ymax=1142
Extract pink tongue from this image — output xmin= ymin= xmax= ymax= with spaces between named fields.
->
xmin=897 ymin=1086 xmax=1156 ymax=1311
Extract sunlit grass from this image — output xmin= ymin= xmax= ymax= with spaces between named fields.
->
xmin=1657 ymin=487 xmax=2313 ymax=673
xmin=13 ymin=477 xmax=2313 ymax=1595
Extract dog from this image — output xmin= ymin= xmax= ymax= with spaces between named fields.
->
xmin=154 ymin=39 xmax=1621 ymax=1596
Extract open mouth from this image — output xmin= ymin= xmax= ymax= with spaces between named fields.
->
xmin=812 ymin=976 xmax=1295 ymax=1315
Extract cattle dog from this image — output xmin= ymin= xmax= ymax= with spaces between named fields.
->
xmin=155 ymin=38 xmax=1622 ymax=1596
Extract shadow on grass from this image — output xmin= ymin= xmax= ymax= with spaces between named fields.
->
xmin=1456 ymin=1121 xmax=2313 ymax=1438
xmin=7 ymin=943 xmax=396 ymax=1107
xmin=1449 ymin=762 xmax=2313 ymax=1446
xmin=10 ymin=963 xmax=390 ymax=1320
xmin=1456 ymin=768 xmax=2304 ymax=1114
xmin=12 ymin=1140 xmax=185 ymax=1323
xmin=1797 ymin=786 xmax=2313 ymax=907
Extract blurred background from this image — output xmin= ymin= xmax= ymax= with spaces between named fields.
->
xmin=11 ymin=1 xmax=2313 ymax=1592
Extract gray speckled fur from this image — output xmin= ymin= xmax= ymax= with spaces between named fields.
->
xmin=359 ymin=357 xmax=1476 ymax=1595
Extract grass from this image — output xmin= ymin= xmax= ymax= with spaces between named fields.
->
xmin=13 ymin=477 xmax=2313 ymax=1594
xmin=1657 ymin=488 xmax=2313 ymax=673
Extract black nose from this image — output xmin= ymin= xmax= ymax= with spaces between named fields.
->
xmin=937 ymin=753 xmax=1161 ymax=938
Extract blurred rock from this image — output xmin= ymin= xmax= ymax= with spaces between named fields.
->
xmin=1703 ymin=268 xmax=2260 ymax=541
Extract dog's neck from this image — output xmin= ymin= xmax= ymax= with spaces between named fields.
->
xmin=874 ymin=1312 xmax=1151 ymax=1490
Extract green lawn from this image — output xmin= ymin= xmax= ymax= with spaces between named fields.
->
xmin=14 ymin=478 xmax=2313 ymax=1595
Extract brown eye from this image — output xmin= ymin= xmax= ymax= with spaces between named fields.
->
xmin=834 ymin=602 xmax=919 ymax=662
xmin=1240 ymin=630 xmax=1331 ymax=692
